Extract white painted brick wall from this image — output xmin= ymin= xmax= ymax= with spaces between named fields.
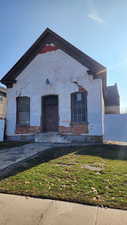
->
xmin=6 ymin=49 xmax=103 ymax=136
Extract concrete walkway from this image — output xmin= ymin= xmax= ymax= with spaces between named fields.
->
xmin=0 ymin=142 xmax=91 ymax=174
xmin=0 ymin=194 xmax=126 ymax=225
xmin=0 ymin=142 xmax=97 ymax=179
xmin=0 ymin=143 xmax=53 ymax=171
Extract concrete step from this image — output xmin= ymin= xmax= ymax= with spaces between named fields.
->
xmin=35 ymin=132 xmax=71 ymax=143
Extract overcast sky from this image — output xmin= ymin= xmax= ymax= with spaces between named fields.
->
xmin=0 ymin=0 xmax=127 ymax=111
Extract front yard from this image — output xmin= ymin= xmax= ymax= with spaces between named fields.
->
xmin=0 ymin=144 xmax=127 ymax=209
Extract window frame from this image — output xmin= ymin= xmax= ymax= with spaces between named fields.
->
xmin=16 ymin=96 xmax=30 ymax=127
xmin=71 ymin=91 xmax=88 ymax=124
xmin=0 ymin=96 xmax=3 ymax=104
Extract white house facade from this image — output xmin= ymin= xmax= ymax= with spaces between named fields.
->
xmin=1 ymin=28 xmax=119 ymax=143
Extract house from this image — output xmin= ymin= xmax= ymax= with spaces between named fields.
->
xmin=0 ymin=87 xmax=7 ymax=119
xmin=1 ymin=28 xmax=120 ymax=143
xmin=105 ymin=84 xmax=120 ymax=114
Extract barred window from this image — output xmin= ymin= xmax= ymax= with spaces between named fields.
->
xmin=16 ymin=96 xmax=30 ymax=126
xmin=71 ymin=92 xmax=87 ymax=123
xmin=0 ymin=96 xmax=3 ymax=103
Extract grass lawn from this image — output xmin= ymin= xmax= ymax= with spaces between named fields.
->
xmin=0 ymin=141 xmax=30 ymax=150
xmin=0 ymin=144 xmax=127 ymax=209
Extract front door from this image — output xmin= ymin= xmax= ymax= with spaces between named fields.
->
xmin=42 ymin=95 xmax=58 ymax=132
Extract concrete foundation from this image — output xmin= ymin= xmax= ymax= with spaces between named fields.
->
xmin=7 ymin=132 xmax=103 ymax=144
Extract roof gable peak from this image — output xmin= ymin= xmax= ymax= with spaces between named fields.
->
xmin=1 ymin=28 xmax=106 ymax=88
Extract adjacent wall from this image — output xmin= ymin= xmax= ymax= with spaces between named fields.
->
xmin=0 ymin=119 xmax=5 ymax=141
xmin=104 ymin=114 xmax=127 ymax=142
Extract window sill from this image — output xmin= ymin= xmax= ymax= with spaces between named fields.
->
xmin=16 ymin=125 xmax=30 ymax=128
xmin=70 ymin=121 xmax=88 ymax=126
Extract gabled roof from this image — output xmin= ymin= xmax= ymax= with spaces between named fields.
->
xmin=1 ymin=28 xmax=107 ymax=88
xmin=105 ymin=84 xmax=120 ymax=106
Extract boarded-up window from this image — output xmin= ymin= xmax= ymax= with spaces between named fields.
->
xmin=71 ymin=92 xmax=87 ymax=123
xmin=16 ymin=97 xmax=30 ymax=126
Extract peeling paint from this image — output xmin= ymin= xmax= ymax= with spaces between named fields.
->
xmin=6 ymin=49 xmax=103 ymax=136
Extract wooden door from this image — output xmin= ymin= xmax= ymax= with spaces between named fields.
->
xmin=42 ymin=95 xmax=58 ymax=132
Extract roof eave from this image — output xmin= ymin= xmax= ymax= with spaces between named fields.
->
xmin=1 ymin=27 xmax=107 ymax=87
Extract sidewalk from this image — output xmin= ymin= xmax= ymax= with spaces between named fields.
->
xmin=0 ymin=193 xmax=126 ymax=225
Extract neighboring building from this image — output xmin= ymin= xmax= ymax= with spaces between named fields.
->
xmin=1 ymin=28 xmax=120 ymax=143
xmin=0 ymin=87 xmax=7 ymax=119
xmin=105 ymin=84 xmax=120 ymax=114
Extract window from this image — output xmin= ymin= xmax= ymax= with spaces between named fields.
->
xmin=0 ymin=96 xmax=3 ymax=103
xmin=16 ymin=96 xmax=30 ymax=126
xmin=71 ymin=91 xmax=87 ymax=123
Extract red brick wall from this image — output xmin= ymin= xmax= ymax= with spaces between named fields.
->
xmin=79 ymin=87 xmax=87 ymax=92
xmin=59 ymin=123 xmax=88 ymax=135
xmin=16 ymin=124 xmax=88 ymax=135
xmin=16 ymin=126 xmax=41 ymax=134
xmin=59 ymin=126 xmax=72 ymax=134
xmin=72 ymin=124 xmax=88 ymax=135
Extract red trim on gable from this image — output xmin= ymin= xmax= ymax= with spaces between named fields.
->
xmin=39 ymin=45 xmax=58 ymax=54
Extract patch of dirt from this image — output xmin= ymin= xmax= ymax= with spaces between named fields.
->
xmin=56 ymin=162 xmax=76 ymax=167
xmin=81 ymin=164 xmax=103 ymax=171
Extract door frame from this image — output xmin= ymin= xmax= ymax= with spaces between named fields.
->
xmin=41 ymin=95 xmax=59 ymax=132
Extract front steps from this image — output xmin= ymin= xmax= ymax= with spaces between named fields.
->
xmin=7 ymin=132 xmax=103 ymax=144
xmin=35 ymin=132 xmax=71 ymax=144
xmin=34 ymin=132 xmax=103 ymax=144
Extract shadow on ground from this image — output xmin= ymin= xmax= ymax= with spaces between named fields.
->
xmin=0 ymin=143 xmax=127 ymax=181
